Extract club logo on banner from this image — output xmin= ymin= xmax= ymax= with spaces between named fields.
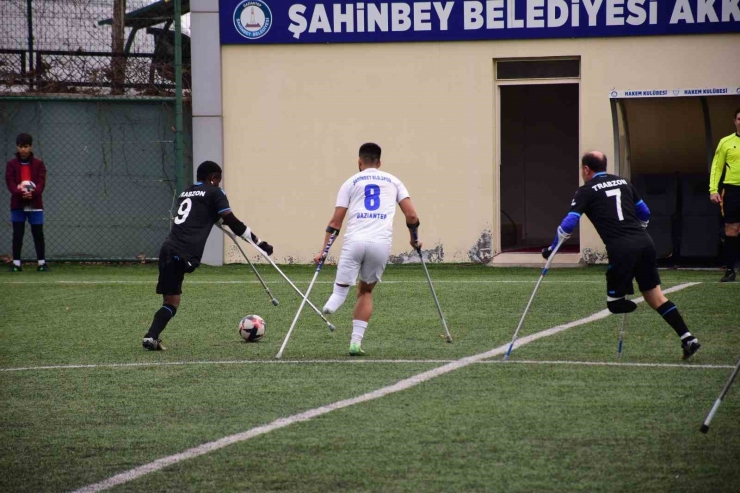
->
xmin=233 ymin=0 xmax=273 ymax=39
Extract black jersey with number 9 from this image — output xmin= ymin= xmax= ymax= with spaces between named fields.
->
xmin=164 ymin=182 xmax=231 ymax=262
xmin=568 ymin=173 xmax=648 ymax=248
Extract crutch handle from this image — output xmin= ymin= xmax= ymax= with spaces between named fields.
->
xmin=410 ymin=228 xmax=422 ymax=254
xmin=315 ymin=232 xmax=338 ymax=271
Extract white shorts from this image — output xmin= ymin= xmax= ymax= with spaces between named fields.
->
xmin=335 ymin=241 xmax=391 ymax=286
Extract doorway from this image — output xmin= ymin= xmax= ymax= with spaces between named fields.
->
xmin=499 ymin=83 xmax=580 ymax=252
xmin=613 ymin=94 xmax=740 ymax=264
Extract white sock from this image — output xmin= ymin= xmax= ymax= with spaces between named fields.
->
xmin=13 ymin=260 xmax=21 ymax=267
xmin=323 ymin=284 xmax=350 ymax=314
xmin=38 ymin=260 xmax=45 ymax=266
xmin=351 ymin=320 xmax=368 ymax=345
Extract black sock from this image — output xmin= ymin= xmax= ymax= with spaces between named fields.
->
xmin=725 ymin=235 xmax=739 ymax=271
xmin=31 ymin=224 xmax=45 ymax=261
xmin=12 ymin=222 xmax=25 ymax=260
xmin=145 ymin=304 xmax=177 ymax=340
xmin=657 ymin=300 xmax=693 ymax=342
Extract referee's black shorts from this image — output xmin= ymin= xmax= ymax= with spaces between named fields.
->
xmin=156 ymin=243 xmax=187 ymax=295
xmin=722 ymin=184 xmax=740 ymax=224
xmin=606 ymin=237 xmax=661 ymax=298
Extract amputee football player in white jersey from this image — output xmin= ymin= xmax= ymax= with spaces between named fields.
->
xmin=314 ymin=143 xmax=422 ymax=356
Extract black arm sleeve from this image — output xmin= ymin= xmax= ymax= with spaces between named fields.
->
xmin=221 ymin=212 xmax=247 ymax=237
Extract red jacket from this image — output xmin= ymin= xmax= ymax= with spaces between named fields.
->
xmin=5 ymin=153 xmax=47 ymax=210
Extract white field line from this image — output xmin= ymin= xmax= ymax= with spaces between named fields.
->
xmin=481 ymin=360 xmax=735 ymax=370
xmin=1 ymin=279 xmax=713 ymax=285
xmin=0 ymin=360 xmax=453 ymax=372
xmin=2 ymin=358 xmax=732 ymax=373
xmin=70 ymin=281 xmax=700 ymax=493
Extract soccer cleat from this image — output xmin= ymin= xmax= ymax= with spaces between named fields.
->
xmin=7 ymin=264 xmax=22 ymax=272
xmin=720 ymin=269 xmax=736 ymax=282
xmin=682 ymin=339 xmax=701 ymax=360
xmin=142 ymin=337 xmax=167 ymax=351
xmin=37 ymin=264 xmax=50 ymax=272
xmin=349 ymin=343 xmax=365 ymax=356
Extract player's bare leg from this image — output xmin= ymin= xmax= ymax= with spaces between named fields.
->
xmin=642 ymin=286 xmax=700 ymax=359
xmin=143 ymin=294 xmax=180 ymax=351
xmin=721 ymin=222 xmax=739 ymax=282
xmin=350 ymin=281 xmax=376 ymax=355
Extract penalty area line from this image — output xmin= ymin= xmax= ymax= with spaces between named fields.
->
xmin=71 ymin=282 xmax=700 ymax=493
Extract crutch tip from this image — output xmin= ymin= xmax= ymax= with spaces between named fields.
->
xmin=328 ymin=323 xmax=336 ymax=332
xmin=700 ymin=424 xmax=709 ymax=434
xmin=272 ymin=299 xmax=279 ymax=306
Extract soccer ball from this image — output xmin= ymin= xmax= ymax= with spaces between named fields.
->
xmin=239 ymin=314 xmax=266 ymax=342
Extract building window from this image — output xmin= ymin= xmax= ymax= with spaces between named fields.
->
xmin=496 ymin=59 xmax=580 ymax=80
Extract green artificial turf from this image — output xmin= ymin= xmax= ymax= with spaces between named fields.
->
xmin=1 ymin=264 xmax=737 ymax=492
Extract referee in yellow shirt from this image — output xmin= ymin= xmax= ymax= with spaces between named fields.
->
xmin=710 ymin=108 xmax=740 ymax=282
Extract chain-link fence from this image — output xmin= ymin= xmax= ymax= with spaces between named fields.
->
xmin=1 ymin=0 xmax=191 ymax=97
xmin=0 ymin=0 xmax=191 ymax=262
xmin=1 ymin=97 xmax=192 ymax=261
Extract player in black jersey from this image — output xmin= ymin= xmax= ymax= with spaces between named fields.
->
xmin=542 ymin=151 xmax=701 ymax=359
xmin=142 ymin=161 xmax=274 ymax=351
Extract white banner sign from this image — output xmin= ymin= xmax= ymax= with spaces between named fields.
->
xmin=610 ymin=87 xmax=740 ymax=99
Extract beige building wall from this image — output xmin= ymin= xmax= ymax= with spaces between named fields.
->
xmin=220 ymin=34 xmax=740 ymax=264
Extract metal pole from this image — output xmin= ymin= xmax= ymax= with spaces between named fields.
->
xmin=111 ymin=0 xmax=126 ymax=95
xmin=174 ymin=0 xmax=184 ymax=196
xmin=610 ymin=98 xmax=620 ymax=174
xmin=700 ymin=97 xmax=714 ymax=173
xmin=26 ymin=0 xmax=33 ymax=91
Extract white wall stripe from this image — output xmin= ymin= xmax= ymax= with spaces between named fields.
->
xmin=70 ymin=282 xmax=699 ymax=492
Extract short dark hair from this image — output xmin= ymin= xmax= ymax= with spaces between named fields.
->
xmin=581 ymin=152 xmax=608 ymax=173
xmin=196 ymin=160 xmax=222 ymax=180
xmin=734 ymin=108 xmax=740 ymax=120
xmin=16 ymin=133 xmax=32 ymax=146
xmin=359 ymin=143 xmax=381 ymax=165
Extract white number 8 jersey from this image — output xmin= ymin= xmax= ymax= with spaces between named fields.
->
xmin=336 ymin=168 xmax=410 ymax=245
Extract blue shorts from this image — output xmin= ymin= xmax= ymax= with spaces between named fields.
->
xmin=11 ymin=210 xmax=44 ymax=225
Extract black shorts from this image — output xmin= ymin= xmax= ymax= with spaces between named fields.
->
xmin=722 ymin=184 xmax=740 ymax=224
xmin=156 ymin=243 xmax=188 ymax=295
xmin=606 ymin=238 xmax=662 ymax=298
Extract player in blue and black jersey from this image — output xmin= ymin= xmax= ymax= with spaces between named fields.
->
xmin=543 ymin=151 xmax=701 ymax=359
xmin=142 ymin=160 xmax=274 ymax=351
